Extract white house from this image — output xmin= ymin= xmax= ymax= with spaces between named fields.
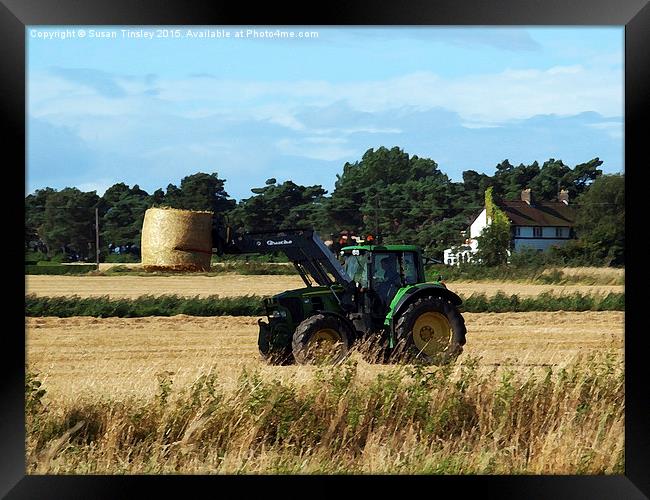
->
xmin=443 ymin=188 xmax=575 ymax=265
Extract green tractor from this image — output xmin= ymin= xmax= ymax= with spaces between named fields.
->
xmin=213 ymin=227 xmax=466 ymax=365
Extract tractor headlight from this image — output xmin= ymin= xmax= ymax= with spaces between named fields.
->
xmin=269 ymin=309 xmax=287 ymax=319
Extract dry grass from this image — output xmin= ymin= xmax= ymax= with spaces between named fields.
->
xmin=25 ymin=274 xmax=624 ymax=299
xmin=25 ymin=311 xmax=624 ymax=474
xmin=26 ymin=352 xmax=624 ymax=474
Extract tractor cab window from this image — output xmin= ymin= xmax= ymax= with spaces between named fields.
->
xmin=373 ymin=253 xmax=400 ymax=283
xmin=342 ymin=252 xmax=368 ymax=287
xmin=372 ymin=253 xmax=401 ymax=306
xmin=402 ymin=252 xmax=418 ymax=285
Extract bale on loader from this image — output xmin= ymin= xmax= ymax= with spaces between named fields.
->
xmin=141 ymin=207 xmax=213 ymax=272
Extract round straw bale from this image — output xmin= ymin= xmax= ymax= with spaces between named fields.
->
xmin=141 ymin=207 xmax=213 ymax=272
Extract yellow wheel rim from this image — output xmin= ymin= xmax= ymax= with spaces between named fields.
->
xmin=412 ymin=312 xmax=451 ymax=356
xmin=307 ymin=328 xmax=344 ymax=361
xmin=311 ymin=328 xmax=342 ymax=343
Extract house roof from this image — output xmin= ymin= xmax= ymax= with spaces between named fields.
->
xmin=498 ymin=200 xmax=576 ymax=227
xmin=466 ymin=209 xmax=484 ymax=228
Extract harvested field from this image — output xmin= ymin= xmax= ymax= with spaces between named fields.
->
xmin=26 ymin=311 xmax=624 ymax=474
xmin=541 ymin=266 xmax=624 ymax=284
xmin=25 ymin=274 xmax=624 ymax=299
xmin=452 ymin=282 xmax=623 ymax=298
xmin=26 ymin=311 xmax=624 ymax=401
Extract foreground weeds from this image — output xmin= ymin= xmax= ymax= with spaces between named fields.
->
xmin=26 ymin=353 xmax=624 ymax=474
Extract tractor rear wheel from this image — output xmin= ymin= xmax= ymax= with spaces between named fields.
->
xmin=292 ymin=314 xmax=350 ymax=365
xmin=392 ymin=296 xmax=466 ymax=365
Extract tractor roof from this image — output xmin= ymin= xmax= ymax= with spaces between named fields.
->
xmin=340 ymin=244 xmax=421 ymax=252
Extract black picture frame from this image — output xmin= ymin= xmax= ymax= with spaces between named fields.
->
xmin=4 ymin=0 xmax=648 ymax=497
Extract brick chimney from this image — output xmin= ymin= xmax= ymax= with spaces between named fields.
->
xmin=559 ymin=189 xmax=569 ymax=205
xmin=521 ymin=188 xmax=533 ymax=205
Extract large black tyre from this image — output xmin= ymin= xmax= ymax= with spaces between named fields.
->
xmin=391 ymin=296 xmax=466 ymax=365
xmin=258 ymin=322 xmax=294 ymax=365
xmin=292 ymin=314 xmax=351 ymax=365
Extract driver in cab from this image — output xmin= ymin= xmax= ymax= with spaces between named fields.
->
xmin=374 ymin=255 xmax=402 ymax=305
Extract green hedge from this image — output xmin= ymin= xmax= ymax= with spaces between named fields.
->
xmin=103 ymin=253 xmax=140 ymax=263
xmin=25 ymin=294 xmax=265 ymax=317
xmin=459 ymin=291 xmax=624 ymax=313
xmin=25 ymin=291 xmax=623 ymax=318
xmin=25 ymin=264 xmax=98 ymax=275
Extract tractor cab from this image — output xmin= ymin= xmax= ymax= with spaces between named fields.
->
xmin=340 ymin=244 xmax=425 ymax=312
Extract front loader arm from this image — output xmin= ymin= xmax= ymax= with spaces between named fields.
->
xmin=212 ymin=226 xmax=354 ymax=290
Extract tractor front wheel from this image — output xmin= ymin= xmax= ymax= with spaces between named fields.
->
xmin=292 ymin=314 xmax=350 ymax=365
xmin=258 ymin=320 xmax=294 ymax=365
xmin=392 ymin=296 xmax=466 ymax=365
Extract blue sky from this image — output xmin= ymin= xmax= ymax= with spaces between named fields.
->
xmin=27 ymin=26 xmax=623 ymax=200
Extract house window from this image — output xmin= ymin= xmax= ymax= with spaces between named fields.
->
xmin=555 ymin=227 xmax=569 ymax=238
xmin=514 ymin=226 xmax=521 ymax=237
xmin=533 ymin=227 xmax=542 ymax=238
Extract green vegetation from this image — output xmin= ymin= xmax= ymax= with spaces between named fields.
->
xmin=25 ymin=264 xmax=98 ymax=275
xmin=26 ymin=355 xmax=624 ymax=474
xmin=25 ymin=294 xmax=265 ymax=317
xmin=475 ymin=187 xmax=511 ymax=266
xmin=572 ymin=174 xmax=625 ymax=266
xmin=25 ymin=291 xmax=624 ymax=318
xmin=25 ymin=187 xmax=99 ymax=261
xmin=460 ymin=291 xmax=623 ymax=313
xmin=25 ymin=146 xmax=621 ymax=267
xmin=228 ymin=179 xmax=327 ymax=232
xmin=103 ymin=253 xmax=140 ymax=263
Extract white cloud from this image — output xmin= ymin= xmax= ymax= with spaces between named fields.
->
xmin=150 ymin=65 xmax=621 ymax=123
xmin=27 ymin=62 xmax=623 ymax=193
xmin=30 ymin=63 xmax=622 ymax=130
xmin=76 ymin=179 xmax=114 ymax=196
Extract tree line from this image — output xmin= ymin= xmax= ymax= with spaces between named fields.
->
xmin=24 ymin=146 xmax=624 ymax=266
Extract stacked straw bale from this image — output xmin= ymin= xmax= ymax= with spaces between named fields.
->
xmin=141 ymin=207 xmax=213 ymax=272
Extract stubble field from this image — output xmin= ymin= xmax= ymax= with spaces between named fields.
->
xmin=25 ymin=274 xmax=624 ymax=299
xmin=26 ymin=311 xmax=623 ymax=401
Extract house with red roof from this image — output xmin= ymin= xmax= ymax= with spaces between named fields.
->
xmin=443 ymin=188 xmax=576 ymax=265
